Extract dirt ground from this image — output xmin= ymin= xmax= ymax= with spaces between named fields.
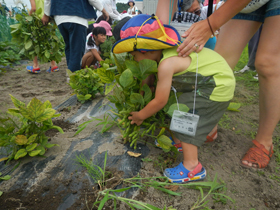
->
xmin=0 ymin=58 xmax=280 ymax=210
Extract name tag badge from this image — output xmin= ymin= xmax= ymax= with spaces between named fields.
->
xmin=170 ymin=110 xmax=199 ymax=136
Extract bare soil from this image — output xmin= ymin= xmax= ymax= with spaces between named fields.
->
xmin=0 ymin=58 xmax=280 ymax=210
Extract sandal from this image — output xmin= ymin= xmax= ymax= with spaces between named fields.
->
xmin=26 ymin=66 xmax=40 ymax=74
xmin=240 ymin=140 xmax=274 ymax=169
xmin=155 ymin=137 xmax=182 ymax=152
xmin=47 ymin=66 xmax=59 ymax=73
xmin=164 ymin=162 xmax=206 ymax=183
xmin=206 ymin=130 xmax=217 ymax=143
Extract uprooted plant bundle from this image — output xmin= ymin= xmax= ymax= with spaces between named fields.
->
xmin=0 ymin=95 xmax=63 ymax=162
xmin=76 ymin=54 xmax=189 ymax=150
xmin=9 ymin=8 xmax=64 ymax=63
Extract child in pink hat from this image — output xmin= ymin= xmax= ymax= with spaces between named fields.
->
xmin=82 ymin=21 xmax=112 ymax=69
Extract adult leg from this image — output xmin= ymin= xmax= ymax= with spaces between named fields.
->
xmin=58 ymin=23 xmax=70 ymax=66
xmin=215 ymin=19 xmax=261 ymax=69
xmin=242 ymin=16 xmax=280 ymax=168
xmin=67 ymin=23 xmax=87 ymax=72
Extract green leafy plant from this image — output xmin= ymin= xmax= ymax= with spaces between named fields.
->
xmin=68 ymin=66 xmax=105 ymax=103
xmin=100 ymin=36 xmax=116 ymax=59
xmin=0 ymin=41 xmax=22 ymax=75
xmin=0 ymin=95 xmax=63 ymax=161
xmin=75 ymin=55 xmax=188 ymax=150
xmin=10 ymin=8 xmax=64 ymax=63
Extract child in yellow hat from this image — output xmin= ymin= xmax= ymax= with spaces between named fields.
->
xmin=112 ymin=14 xmax=235 ymax=183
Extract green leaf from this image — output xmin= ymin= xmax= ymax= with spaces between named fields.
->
xmin=25 ymin=40 xmax=32 ymax=50
xmin=45 ymin=143 xmax=59 ymax=148
xmin=167 ymin=103 xmax=189 ymax=117
xmin=43 ymin=100 xmax=52 ymax=109
xmin=227 ymin=102 xmax=241 ymax=112
xmin=105 ymin=82 xmax=116 ymax=95
xmin=15 ymin=135 xmax=28 ymax=145
xmin=14 ymin=149 xmax=27 ymax=160
xmin=157 ymin=128 xmax=166 ymax=138
xmin=125 ymin=60 xmax=141 ymax=79
xmin=157 ymin=135 xmax=173 ymax=150
xmin=45 ymin=51 xmax=50 ymax=59
xmin=25 ymin=16 xmax=33 ymax=21
xmin=28 ymin=150 xmax=42 ymax=157
xmin=35 ymin=8 xmax=42 ymax=16
xmin=84 ymin=94 xmax=92 ymax=100
xmin=97 ymin=67 xmax=115 ymax=83
xmin=36 ymin=145 xmax=46 ymax=155
xmin=51 ymin=125 xmax=64 ymax=134
xmin=9 ymin=94 xmax=25 ymax=108
xmin=113 ymin=87 xmax=125 ymax=103
xmin=130 ymin=93 xmax=144 ymax=106
xmin=26 ymin=143 xmax=38 ymax=152
xmin=141 ymin=84 xmax=152 ymax=103
xmin=119 ymin=69 xmax=134 ymax=88
xmin=139 ymin=59 xmax=158 ymax=76
xmin=0 ymin=175 xmax=11 ymax=181
xmin=27 ymin=134 xmax=38 ymax=144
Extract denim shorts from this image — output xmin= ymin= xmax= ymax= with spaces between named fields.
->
xmin=232 ymin=0 xmax=280 ymax=23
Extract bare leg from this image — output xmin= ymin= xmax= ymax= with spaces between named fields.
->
xmin=33 ymin=56 xmax=39 ymax=68
xmin=241 ymin=16 xmax=280 ymax=167
xmin=215 ymin=19 xmax=261 ymax=69
xmin=81 ymin=51 xmax=96 ymax=69
xmin=181 ymin=142 xmax=199 ymax=171
xmin=50 ymin=60 xmax=57 ymax=68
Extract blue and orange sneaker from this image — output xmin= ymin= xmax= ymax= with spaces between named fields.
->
xmin=164 ymin=162 xmax=206 ymax=183
xmin=26 ymin=66 xmax=40 ymax=74
xmin=46 ymin=66 xmax=59 ymax=73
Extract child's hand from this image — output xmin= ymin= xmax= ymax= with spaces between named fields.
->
xmin=128 ymin=112 xmax=143 ymax=126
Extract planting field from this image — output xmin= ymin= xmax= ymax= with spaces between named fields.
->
xmin=0 ymin=49 xmax=280 ymax=210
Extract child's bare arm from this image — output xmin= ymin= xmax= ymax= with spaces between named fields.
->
xmin=29 ymin=0 xmax=36 ymax=15
xmin=90 ymin=49 xmax=104 ymax=62
xmin=128 ymin=61 xmax=174 ymax=125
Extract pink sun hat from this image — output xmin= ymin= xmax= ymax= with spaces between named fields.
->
xmin=93 ymin=21 xmax=112 ymax=36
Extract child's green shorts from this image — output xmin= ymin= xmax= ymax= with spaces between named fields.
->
xmin=172 ymin=91 xmax=230 ymax=147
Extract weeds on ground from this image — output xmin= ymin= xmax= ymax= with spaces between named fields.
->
xmin=77 ymin=153 xmax=234 ymax=209
xmin=75 ymin=152 xmax=109 ymax=188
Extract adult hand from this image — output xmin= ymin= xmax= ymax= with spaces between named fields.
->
xmin=177 ymin=19 xmax=213 ymax=57
xmin=128 ymin=112 xmax=143 ymax=126
xmin=102 ymin=8 xmax=109 ymax=22
xmin=41 ymin=14 xmax=50 ymax=25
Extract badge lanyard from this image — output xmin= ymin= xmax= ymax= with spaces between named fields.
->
xmin=170 ymin=53 xmax=200 ymax=136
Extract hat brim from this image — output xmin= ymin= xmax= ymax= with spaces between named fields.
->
xmin=112 ymin=36 xmax=179 ymax=54
xmin=112 ymin=25 xmax=181 ymax=54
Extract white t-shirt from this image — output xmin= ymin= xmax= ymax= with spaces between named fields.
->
xmin=85 ymin=33 xmax=100 ymax=53
xmin=127 ymin=6 xmax=138 ymax=15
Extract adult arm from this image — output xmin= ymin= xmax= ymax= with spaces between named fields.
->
xmin=88 ymin=0 xmax=109 ymax=21
xmin=156 ymin=0 xmax=177 ymax=24
xmin=177 ymin=0 xmax=252 ymax=57
xmin=42 ymin=0 xmax=50 ymax=25
xmin=103 ymin=0 xmax=121 ymax=20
